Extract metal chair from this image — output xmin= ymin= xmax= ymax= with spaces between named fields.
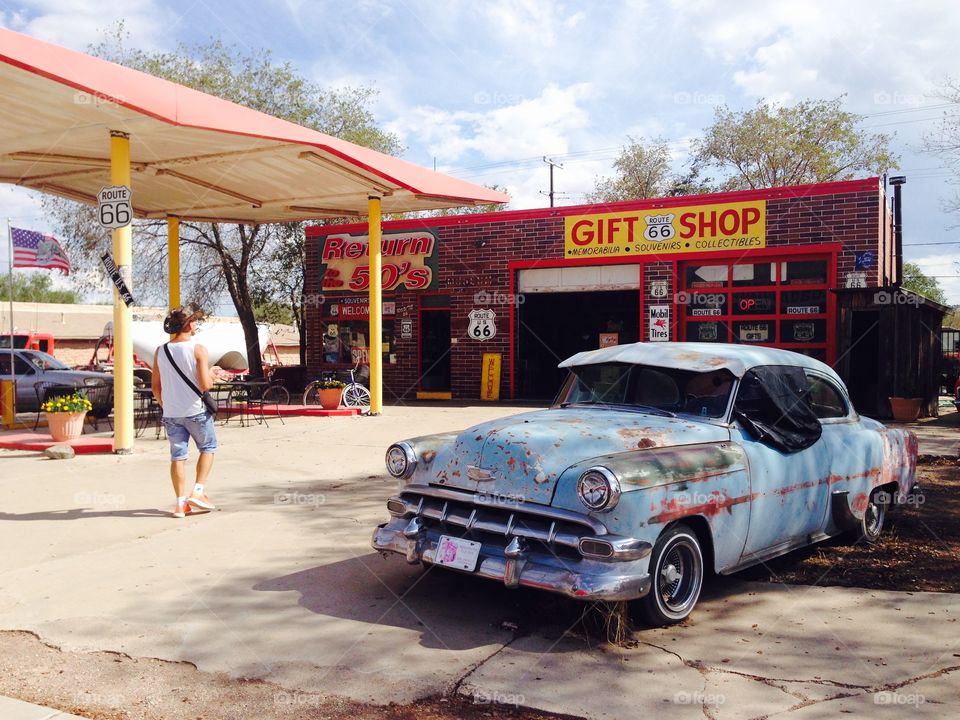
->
xmin=134 ymin=388 xmax=164 ymax=439
xmin=33 ymin=381 xmax=76 ymax=430
xmin=248 ymin=381 xmax=288 ymax=426
xmin=83 ymin=381 xmax=114 ymax=432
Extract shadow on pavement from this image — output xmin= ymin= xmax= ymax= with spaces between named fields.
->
xmin=0 ymin=507 xmax=170 ymax=521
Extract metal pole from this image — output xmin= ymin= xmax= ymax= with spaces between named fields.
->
xmin=110 ymin=130 xmax=134 ymax=453
xmin=167 ymin=216 xmax=180 ymax=310
xmin=542 ymin=157 xmax=563 ymax=208
xmin=5 ymin=219 xmax=15 ymax=424
xmin=367 ymin=195 xmax=383 ymax=415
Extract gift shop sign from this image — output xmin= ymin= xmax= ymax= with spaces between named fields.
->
xmin=565 ymin=200 xmax=765 ymax=258
xmin=320 ymin=230 xmax=439 ymax=292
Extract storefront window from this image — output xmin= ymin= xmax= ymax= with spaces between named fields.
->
xmin=733 ymin=320 xmax=775 ymax=343
xmin=732 ymin=292 xmax=776 ymax=316
xmin=686 ymin=321 xmax=728 ymax=343
xmin=781 ymin=290 xmax=827 ymax=315
xmin=678 ymin=255 xmax=833 ymax=362
xmin=321 ymin=320 xmax=396 ymax=365
xmin=781 ymin=260 xmax=827 ymax=285
xmin=780 ymin=319 xmax=826 ymax=344
xmin=685 ymin=264 xmax=728 ymax=288
xmin=732 ymin=262 xmax=775 ymax=287
xmin=321 ymin=296 xmax=396 ymax=366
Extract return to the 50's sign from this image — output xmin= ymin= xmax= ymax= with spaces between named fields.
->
xmin=564 ymin=200 xmax=766 ymax=258
xmin=319 ymin=230 xmax=439 ymax=292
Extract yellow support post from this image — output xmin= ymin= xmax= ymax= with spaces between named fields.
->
xmin=367 ymin=195 xmax=382 ymax=415
xmin=110 ymin=130 xmax=134 ymax=453
xmin=167 ymin=215 xmax=180 ymax=310
xmin=1 ymin=379 xmax=14 ymax=428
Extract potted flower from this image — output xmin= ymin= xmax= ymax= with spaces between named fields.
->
xmin=42 ymin=391 xmax=92 ymax=441
xmin=317 ymin=379 xmax=345 ymax=410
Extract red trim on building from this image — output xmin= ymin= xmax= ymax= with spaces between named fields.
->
xmin=305 ymin=177 xmax=881 ymax=237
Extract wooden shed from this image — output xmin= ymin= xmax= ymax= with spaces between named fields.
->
xmin=834 ymin=287 xmax=948 ymax=418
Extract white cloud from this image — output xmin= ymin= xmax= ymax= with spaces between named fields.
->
xmin=387 ymin=82 xmax=594 ymax=164
xmin=675 ymin=0 xmax=960 ymax=107
xmin=2 ymin=0 xmax=179 ymax=51
xmin=479 ymin=0 xmax=587 ymax=48
xmin=910 ymin=253 xmax=960 ymax=306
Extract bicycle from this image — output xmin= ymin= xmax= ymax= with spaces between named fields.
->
xmin=302 ymin=361 xmax=371 ymax=408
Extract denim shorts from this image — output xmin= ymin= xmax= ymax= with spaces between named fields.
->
xmin=163 ymin=412 xmax=218 ymax=461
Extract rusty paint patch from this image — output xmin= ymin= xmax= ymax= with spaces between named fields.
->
xmin=422 ymin=450 xmax=437 ymax=463
xmin=852 ymin=493 xmax=869 ymax=514
xmin=648 ymin=491 xmax=757 ymax=524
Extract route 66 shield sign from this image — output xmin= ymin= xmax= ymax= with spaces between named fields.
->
xmin=467 ymin=309 xmax=497 ymax=340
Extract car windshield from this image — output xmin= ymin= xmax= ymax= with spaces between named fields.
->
xmin=555 ymin=362 xmax=735 ymax=418
xmin=23 ymin=351 xmax=69 ymax=371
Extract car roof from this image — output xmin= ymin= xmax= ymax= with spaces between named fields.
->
xmin=558 ymin=342 xmax=844 ymax=385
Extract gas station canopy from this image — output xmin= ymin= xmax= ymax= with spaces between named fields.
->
xmin=0 ymin=27 xmax=508 ymax=222
xmin=0 ymin=27 xmax=508 ymax=447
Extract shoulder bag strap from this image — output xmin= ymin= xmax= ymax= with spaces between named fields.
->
xmin=162 ymin=343 xmax=205 ymax=400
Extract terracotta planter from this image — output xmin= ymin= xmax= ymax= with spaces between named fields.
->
xmin=889 ymin=397 xmax=921 ymax=422
xmin=318 ymin=388 xmax=343 ymax=410
xmin=46 ymin=411 xmax=86 ymax=441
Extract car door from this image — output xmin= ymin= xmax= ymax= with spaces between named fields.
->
xmin=804 ymin=370 xmax=883 ymax=533
xmin=731 ymin=366 xmax=830 ymax=562
xmin=10 ymin=352 xmax=40 ymax=411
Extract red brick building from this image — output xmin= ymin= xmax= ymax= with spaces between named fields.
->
xmin=306 ymin=177 xmax=903 ymax=406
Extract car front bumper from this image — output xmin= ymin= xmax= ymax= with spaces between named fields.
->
xmin=372 ymin=519 xmax=652 ymax=602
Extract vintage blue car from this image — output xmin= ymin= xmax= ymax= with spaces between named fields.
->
xmin=372 ymin=343 xmax=918 ymax=625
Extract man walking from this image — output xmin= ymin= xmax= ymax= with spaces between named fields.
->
xmin=152 ymin=305 xmax=218 ymax=518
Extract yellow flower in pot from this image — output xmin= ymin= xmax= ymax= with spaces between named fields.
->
xmin=41 ymin=391 xmax=92 ymax=442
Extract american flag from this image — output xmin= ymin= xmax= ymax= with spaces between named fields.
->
xmin=11 ymin=227 xmax=71 ymax=275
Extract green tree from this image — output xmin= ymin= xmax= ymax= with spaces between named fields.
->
xmin=693 ymin=97 xmax=897 ymax=190
xmin=902 ymin=261 xmax=947 ymax=303
xmin=586 ymin=138 xmax=675 ymax=203
xmin=45 ymin=24 xmax=400 ymax=377
xmin=0 ymin=272 xmax=78 ymax=303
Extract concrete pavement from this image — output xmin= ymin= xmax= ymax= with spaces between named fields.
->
xmin=0 ymin=695 xmax=89 ymax=719
xmin=1 ymin=404 xmax=958 ymax=719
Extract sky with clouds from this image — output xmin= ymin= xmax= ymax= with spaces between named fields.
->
xmin=1 ymin=0 xmax=959 ymax=302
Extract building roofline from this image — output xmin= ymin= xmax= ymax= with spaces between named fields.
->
xmin=306 ymin=177 xmax=883 ymax=237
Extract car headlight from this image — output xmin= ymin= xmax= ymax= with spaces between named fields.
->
xmin=385 ymin=442 xmax=417 ymax=479
xmin=83 ymin=377 xmax=100 ymax=386
xmin=577 ymin=467 xmax=621 ymax=511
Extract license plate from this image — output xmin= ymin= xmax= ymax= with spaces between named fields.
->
xmin=435 ymin=535 xmax=481 ymax=572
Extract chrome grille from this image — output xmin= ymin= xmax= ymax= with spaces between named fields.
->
xmin=391 ymin=485 xmax=605 ymax=555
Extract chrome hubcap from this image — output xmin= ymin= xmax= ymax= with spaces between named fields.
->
xmin=659 ymin=542 xmax=699 ymax=613
xmin=865 ymin=498 xmax=883 ymax=536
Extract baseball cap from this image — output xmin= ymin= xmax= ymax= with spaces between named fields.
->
xmin=163 ymin=303 xmax=206 ymax=334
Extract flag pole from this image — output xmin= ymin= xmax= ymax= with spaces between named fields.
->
xmin=5 ymin=220 xmax=15 ymax=425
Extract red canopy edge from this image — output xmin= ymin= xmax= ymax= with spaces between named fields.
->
xmin=0 ymin=27 xmax=509 ymax=206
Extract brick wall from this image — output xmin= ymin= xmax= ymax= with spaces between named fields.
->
xmin=306 ymin=178 xmax=887 ymax=401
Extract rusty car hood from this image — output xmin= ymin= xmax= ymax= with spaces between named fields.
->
xmin=427 ymin=408 xmax=730 ymax=505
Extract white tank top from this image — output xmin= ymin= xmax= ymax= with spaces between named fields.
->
xmin=157 ymin=341 xmax=205 ymax=418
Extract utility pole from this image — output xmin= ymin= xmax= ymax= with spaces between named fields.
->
xmin=541 ymin=156 xmax=563 ymax=207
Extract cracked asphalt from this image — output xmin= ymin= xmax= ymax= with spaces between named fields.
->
xmin=1 ymin=406 xmax=958 ymax=719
